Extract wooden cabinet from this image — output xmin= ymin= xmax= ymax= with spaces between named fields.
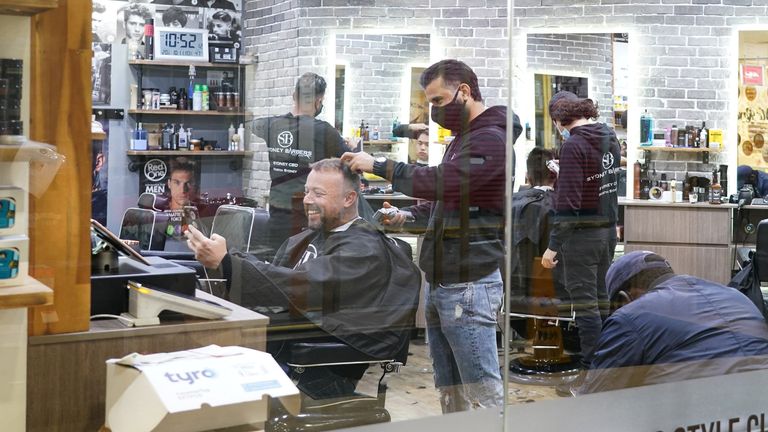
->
xmin=622 ymin=201 xmax=733 ymax=285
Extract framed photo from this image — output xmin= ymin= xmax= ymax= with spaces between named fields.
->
xmin=154 ymin=27 xmax=209 ymax=62
xmin=742 ymin=64 xmax=764 ymax=87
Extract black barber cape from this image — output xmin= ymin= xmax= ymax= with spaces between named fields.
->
xmin=227 ymin=218 xmax=421 ymax=360
xmin=509 ymin=187 xmax=566 ymax=334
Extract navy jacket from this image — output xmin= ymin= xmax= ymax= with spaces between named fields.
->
xmin=549 ymin=122 xmax=620 ymax=251
xmin=378 ymin=106 xmax=521 ymax=284
xmin=581 ymin=274 xmax=768 ymax=393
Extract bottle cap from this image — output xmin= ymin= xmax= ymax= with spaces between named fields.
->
xmin=194 ymin=84 xmax=201 ymax=91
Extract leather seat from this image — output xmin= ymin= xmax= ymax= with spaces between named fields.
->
xmin=265 ymin=238 xmax=416 ymax=432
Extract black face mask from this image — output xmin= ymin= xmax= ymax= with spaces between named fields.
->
xmin=431 ymin=88 xmax=467 ymax=131
xmin=314 ymin=102 xmax=324 ymax=117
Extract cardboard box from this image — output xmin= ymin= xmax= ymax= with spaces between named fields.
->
xmin=105 ymin=345 xmax=300 ymax=432
xmin=0 ymin=186 xmax=26 ymax=237
xmin=0 ymin=235 xmax=27 ymax=287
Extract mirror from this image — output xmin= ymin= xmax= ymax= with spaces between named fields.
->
xmin=331 ymin=33 xmax=431 ymax=164
xmin=524 ymin=33 xmax=629 ymax=150
xmin=738 ymin=31 xmax=768 ymax=171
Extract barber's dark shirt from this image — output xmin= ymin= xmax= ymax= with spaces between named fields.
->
xmin=253 ymin=113 xmax=346 ymax=211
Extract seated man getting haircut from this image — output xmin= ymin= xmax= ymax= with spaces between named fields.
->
xmin=577 ymin=250 xmax=768 ymax=395
xmin=186 ymin=158 xmax=421 ymax=400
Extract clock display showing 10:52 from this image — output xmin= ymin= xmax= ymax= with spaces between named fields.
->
xmin=154 ymin=27 xmax=209 ymax=62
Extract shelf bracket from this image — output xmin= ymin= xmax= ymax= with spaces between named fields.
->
xmin=93 ymin=108 xmax=125 ymax=120
xmin=128 ymin=160 xmax=141 ymax=172
xmin=229 ymin=159 xmax=242 ymax=171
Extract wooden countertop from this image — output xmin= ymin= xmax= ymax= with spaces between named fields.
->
xmin=0 ymin=277 xmax=53 ymax=310
xmin=29 ymin=290 xmax=268 ymax=345
xmin=620 ymin=198 xmax=735 ymax=209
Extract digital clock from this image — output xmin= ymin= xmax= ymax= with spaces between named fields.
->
xmin=154 ymin=27 xmax=209 ymax=62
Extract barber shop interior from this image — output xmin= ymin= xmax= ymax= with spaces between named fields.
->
xmin=7 ymin=1 xmax=768 ymax=431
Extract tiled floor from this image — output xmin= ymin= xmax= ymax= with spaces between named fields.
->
xmin=354 ymin=338 xmax=561 ymax=423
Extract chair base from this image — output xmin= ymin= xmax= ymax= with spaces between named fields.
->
xmin=508 ymin=354 xmax=582 ymax=386
xmin=266 ymin=406 xmax=390 ymax=432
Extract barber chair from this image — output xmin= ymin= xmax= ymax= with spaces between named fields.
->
xmin=508 ymin=258 xmax=581 ymax=386
xmin=265 ymin=237 xmax=417 ymax=432
xmin=730 ymin=219 xmax=768 ymax=321
xmin=265 ymin=344 xmax=402 ymax=432
xmin=210 ymin=204 xmax=272 ymax=260
xmin=118 ymin=193 xmax=170 ymax=251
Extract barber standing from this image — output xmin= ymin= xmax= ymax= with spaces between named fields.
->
xmin=343 ymin=59 xmax=521 ymax=412
xmin=541 ymin=91 xmax=620 ymax=388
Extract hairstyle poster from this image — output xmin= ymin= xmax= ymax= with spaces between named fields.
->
xmin=91 ymin=0 xmax=242 ymax=104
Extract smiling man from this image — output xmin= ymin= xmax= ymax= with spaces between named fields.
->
xmin=185 ymin=158 xmax=420 ymax=400
xmin=342 ymin=59 xmax=522 ymax=412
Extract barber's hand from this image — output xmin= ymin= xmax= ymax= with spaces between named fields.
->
xmin=341 ymin=151 xmax=374 ymax=173
xmin=408 ymin=123 xmax=428 ymax=134
xmin=380 ymin=201 xmax=408 ymax=227
xmin=185 ymin=225 xmax=228 ymax=269
xmin=541 ymin=248 xmax=559 ymax=269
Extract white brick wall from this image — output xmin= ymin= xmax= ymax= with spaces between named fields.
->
xmin=241 ymin=0 xmax=755 ymax=198
xmin=526 ymin=33 xmax=614 ymax=126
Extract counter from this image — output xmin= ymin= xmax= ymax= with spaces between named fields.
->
xmin=620 ymin=199 xmax=732 ymax=284
xmin=26 ymin=291 xmax=268 ymax=432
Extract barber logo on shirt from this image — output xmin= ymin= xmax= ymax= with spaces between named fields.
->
xmin=277 ymin=131 xmax=294 ymax=148
xmin=602 ymin=152 xmax=615 ymax=170
xmin=294 ymin=244 xmax=318 ymax=268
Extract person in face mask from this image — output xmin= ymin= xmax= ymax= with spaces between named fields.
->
xmin=342 ymin=59 xmax=522 ymax=413
xmin=540 ymin=91 xmax=621 ymax=395
xmin=253 ymin=72 xmax=373 ymax=254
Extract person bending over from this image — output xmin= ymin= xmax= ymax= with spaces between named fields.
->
xmin=185 ymin=158 xmax=420 ymax=400
xmin=576 ymin=251 xmax=768 ymax=395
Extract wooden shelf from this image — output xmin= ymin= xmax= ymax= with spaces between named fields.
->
xmin=128 ymin=109 xmax=248 ymax=117
xmin=637 ymin=146 xmax=722 ymax=153
xmin=128 ymin=60 xmax=243 ymax=69
xmin=0 ymin=277 xmax=54 ymax=310
xmin=127 ymin=150 xmax=250 ymax=156
xmin=91 ymin=131 xmax=107 ymax=140
xmin=0 ymin=0 xmax=58 ymax=15
xmin=0 ymin=142 xmax=61 ymax=162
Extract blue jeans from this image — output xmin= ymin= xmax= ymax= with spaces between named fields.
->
xmin=426 ymin=270 xmax=504 ymax=413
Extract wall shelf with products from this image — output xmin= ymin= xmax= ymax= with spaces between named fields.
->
xmin=128 ymin=109 xmax=249 ymax=117
xmin=636 ymin=146 xmax=723 ymax=153
xmin=126 ymin=150 xmax=251 ymax=156
xmin=128 ymin=59 xmax=248 ymax=155
xmin=126 ymin=150 xmax=252 ymax=172
xmin=128 ymin=60 xmax=242 ymax=69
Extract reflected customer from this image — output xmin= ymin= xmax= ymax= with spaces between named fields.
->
xmin=343 ymin=59 xmax=522 ymax=412
xmin=577 ymin=251 xmax=768 ymax=395
xmin=413 ymin=130 xmax=429 ymax=166
xmin=540 ymin=91 xmax=621 ymax=392
xmin=185 ymin=158 xmax=420 ymax=400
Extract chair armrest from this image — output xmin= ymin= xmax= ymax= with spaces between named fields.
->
xmin=286 ymin=342 xmax=393 ymax=368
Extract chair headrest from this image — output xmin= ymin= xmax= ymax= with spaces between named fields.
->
xmin=138 ymin=193 xmax=169 ymax=211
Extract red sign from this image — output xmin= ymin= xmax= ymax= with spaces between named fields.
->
xmin=742 ymin=65 xmax=764 ymax=86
